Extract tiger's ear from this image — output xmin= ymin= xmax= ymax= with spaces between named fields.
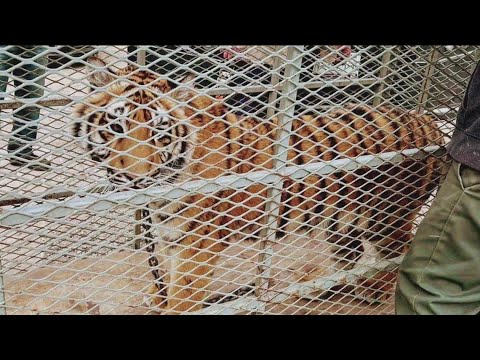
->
xmin=86 ymin=56 xmax=116 ymax=88
xmin=169 ymin=72 xmax=196 ymax=101
xmin=179 ymin=72 xmax=196 ymax=85
xmin=166 ymin=72 xmax=196 ymax=89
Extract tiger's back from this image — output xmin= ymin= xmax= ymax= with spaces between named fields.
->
xmin=159 ymin=97 xmax=445 ymax=261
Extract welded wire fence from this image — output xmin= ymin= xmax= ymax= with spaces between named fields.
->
xmin=0 ymin=45 xmax=476 ymax=314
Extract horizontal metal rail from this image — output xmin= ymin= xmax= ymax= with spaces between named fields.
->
xmin=0 ymin=145 xmax=445 ymax=227
xmin=190 ymin=297 xmax=264 ymax=315
xmin=192 ymin=254 xmax=404 ymax=315
xmin=0 ymin=257 xmax=5 ymax=315
xmin=0 ymin=78 xmax=377 ymax=110
xmin=0 ymin=186 xmax=112 ymax=208
xmin=414 ymin=49 xmax=477 ymax=65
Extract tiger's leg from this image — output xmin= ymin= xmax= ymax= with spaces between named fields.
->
xmin=354 ymin=160 xmax=441 ymax=303
xmin=355 ymin=201 xmax=417 ymax=304
xmin=143 ymin=242 xmax=171 ymax=310
xmin=162 ymin=231 xmax=226 ymax=314
xmin=319 ymin=174 xmax=369 ymax=272
xmin=143 ymin=223 xmax=171 ymax=310
xmin=298 ymin=212 xmax=376 ymax=302
xmin=325 ymin=209 xmax=366 ymax=271
xmin=144 ymin=274 xmax=169 ymax=310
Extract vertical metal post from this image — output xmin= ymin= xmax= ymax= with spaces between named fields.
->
xmin=137 ymin=46 xmax=147 ymax=66
xmin=254 ymin=46 xmax=304 ymax=312
xmin=134 ymin=208 xmax=143 ymax=250
xmin=417 ymin=47 xmax=441 ymax=114
xmin=133 ymin=46 xmax=148 ymax=249
xmin=266 ymin=46 xmax=286 ymax=119
xmin=472 ymin=46 xmax=480 ymax=65
xmin=372 ymin=47 xmax=394 ymax=107
xmin=0 ymin=257 xmax=5 ymax=315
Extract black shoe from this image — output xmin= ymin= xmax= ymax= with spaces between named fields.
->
xmin=9 ymin=153 xmax=51 ymax=171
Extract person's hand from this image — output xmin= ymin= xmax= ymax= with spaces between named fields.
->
xmin=222 ymin=46 xmax=248 ymax=60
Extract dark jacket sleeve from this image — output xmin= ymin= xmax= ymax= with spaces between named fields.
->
xmin=447 ymin=62 xmax=480 ymax=171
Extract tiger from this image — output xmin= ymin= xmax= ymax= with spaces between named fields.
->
xmin=73 ymin=56 xmax=446 ymax=314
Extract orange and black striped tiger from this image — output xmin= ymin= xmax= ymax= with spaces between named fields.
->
xmin=73 ymin=57 xmax=446 ymax=314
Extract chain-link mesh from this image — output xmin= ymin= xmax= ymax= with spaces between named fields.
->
xmin=0 ymin=45 xmax=476 ymax=315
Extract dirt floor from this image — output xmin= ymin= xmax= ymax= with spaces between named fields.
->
xmin=2 ymin=236 xmax=395 ymax=315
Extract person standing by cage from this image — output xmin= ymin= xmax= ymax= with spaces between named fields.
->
xmin=0 ymin=45 xmax=51 ymax=171
xmin=396 ymin=61 xmax=480 ymax=315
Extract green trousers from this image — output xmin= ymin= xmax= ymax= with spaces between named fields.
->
xmin=0 ymin=46 xmax=47 ymax=155
xmin=396 ymin=159 xmax=480 ymax=315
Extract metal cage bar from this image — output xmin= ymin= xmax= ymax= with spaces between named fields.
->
xmin=417 ymin=47 xmax=441 ymax=114
xmin=254 ymin=46 xmax=305 ymax=312
xmin=0 ymin=146 xmax=444 ymax=227
xmin=372 ymin=47 xmax=393 ymax=107
xmin=0 ymin=257 xmax=5 ymax=315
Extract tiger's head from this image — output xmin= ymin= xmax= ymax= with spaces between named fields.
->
xmin=73 ymin=57 xmax=198 ymax=189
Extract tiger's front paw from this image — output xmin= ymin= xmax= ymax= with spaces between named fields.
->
xmin=355 ymin=271 xmax=397 ymax=304
xmin=143 ymin=283 xmax=167 ymax=312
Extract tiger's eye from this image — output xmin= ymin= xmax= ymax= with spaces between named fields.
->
xmin=158 ymin=136 xmax=171 ymax=145
xmin=109 ymin=123 xmax=124 ymax=133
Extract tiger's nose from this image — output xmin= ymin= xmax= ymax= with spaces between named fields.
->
xmin=107 ymin=166 xmax=136 ymax=179
xmin=109 ymin=153 xmax=154 ymax=177
xmin=109 ymin=132 xmax=156 ymax=176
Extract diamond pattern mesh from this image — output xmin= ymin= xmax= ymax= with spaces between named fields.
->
xmin=0 ymin=45 xmax=476 ymax=314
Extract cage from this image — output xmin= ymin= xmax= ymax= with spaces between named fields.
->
xmin=0 ymin=45 xmax=476 ymax=314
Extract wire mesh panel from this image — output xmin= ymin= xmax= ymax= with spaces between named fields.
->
xmin=0 ymin=45 xmax=476 ymax=314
